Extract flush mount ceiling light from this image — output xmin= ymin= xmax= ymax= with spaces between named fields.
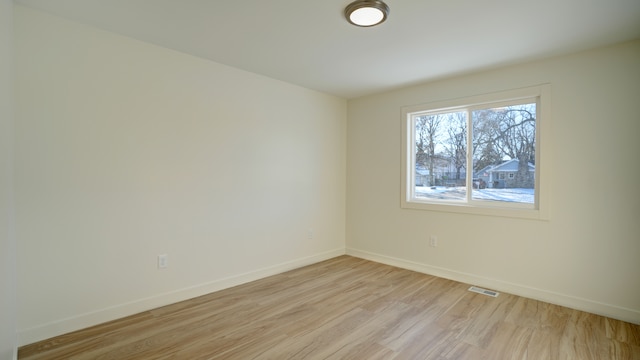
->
xmin=345 ymin=0 xmax=390 ymax=27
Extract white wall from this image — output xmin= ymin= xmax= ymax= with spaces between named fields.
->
xmin=347 ymin=40 xmax=640 ymax=324
xmin=0 ymin=0 xmax=17 ymax=358
xmin=14 ymin=6 xmax=346 ymax=345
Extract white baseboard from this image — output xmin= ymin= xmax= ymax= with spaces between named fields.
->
xmin=18 ymin=248 xmax=346 ymax=346
xmin=346 ymin=248 xmax=640 ymax=325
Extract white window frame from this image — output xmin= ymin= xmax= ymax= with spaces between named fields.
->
xmin=401 ymin=84 xmax=551 ymax=220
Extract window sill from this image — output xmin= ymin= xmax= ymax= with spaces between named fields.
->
xmin=401 ymin=200 xmax=549 ymax=220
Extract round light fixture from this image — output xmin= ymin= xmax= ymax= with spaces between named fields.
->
xmin=345 ymin=0 xmax=390 ymax=27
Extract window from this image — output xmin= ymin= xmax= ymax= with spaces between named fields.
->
xmin=401 ymin=85 xmax=550 ymax=219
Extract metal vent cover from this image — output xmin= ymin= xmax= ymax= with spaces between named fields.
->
xmin=468 ymin=286 xmax=499 ymax=297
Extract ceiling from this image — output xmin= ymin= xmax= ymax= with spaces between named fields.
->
xmin=15 ymin=0 xmax=640 ymax=99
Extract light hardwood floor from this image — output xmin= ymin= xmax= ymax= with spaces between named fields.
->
xmin=19 ymin=256 xmax=640 ymax=359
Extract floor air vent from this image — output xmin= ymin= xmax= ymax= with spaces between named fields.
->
xmin=468 ymin=286 xmax=499 ymax=297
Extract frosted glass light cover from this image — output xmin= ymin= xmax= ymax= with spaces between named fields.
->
xmin=349 ymin=7 xmax=385 ymax=26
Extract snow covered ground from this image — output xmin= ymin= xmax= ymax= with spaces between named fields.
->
xmin=415 ymin=186 xmax=534 ymax=203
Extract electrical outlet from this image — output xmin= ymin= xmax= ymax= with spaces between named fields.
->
xmin=429 ymin=235 xmax=438 ymax=247
xmin=158 ymin=254 xmax=168 ymax=269
xmin=308 ymin=228 xmax=314 ymax=240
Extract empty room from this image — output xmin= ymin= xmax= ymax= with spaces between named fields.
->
xmin=1 ymin=0 xmax=639 ymax=359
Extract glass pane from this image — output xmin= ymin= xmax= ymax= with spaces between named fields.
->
xmin=413 ymin=111 xmax=467 ymax=202
xmin=471 ymin=103 xmax=536 ymax=204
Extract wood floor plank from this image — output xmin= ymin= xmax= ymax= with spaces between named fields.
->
xmin=482 ymin=321 xmax=533 ymax=359
xmin=18 ymin=256 xmax=640 ymax=359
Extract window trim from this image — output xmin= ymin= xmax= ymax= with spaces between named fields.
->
xmin=401 ymin=84 xmax=551 ymax=220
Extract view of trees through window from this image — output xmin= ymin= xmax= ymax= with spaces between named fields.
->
xmin=412 ymin=101 xmax=536 ymax=205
